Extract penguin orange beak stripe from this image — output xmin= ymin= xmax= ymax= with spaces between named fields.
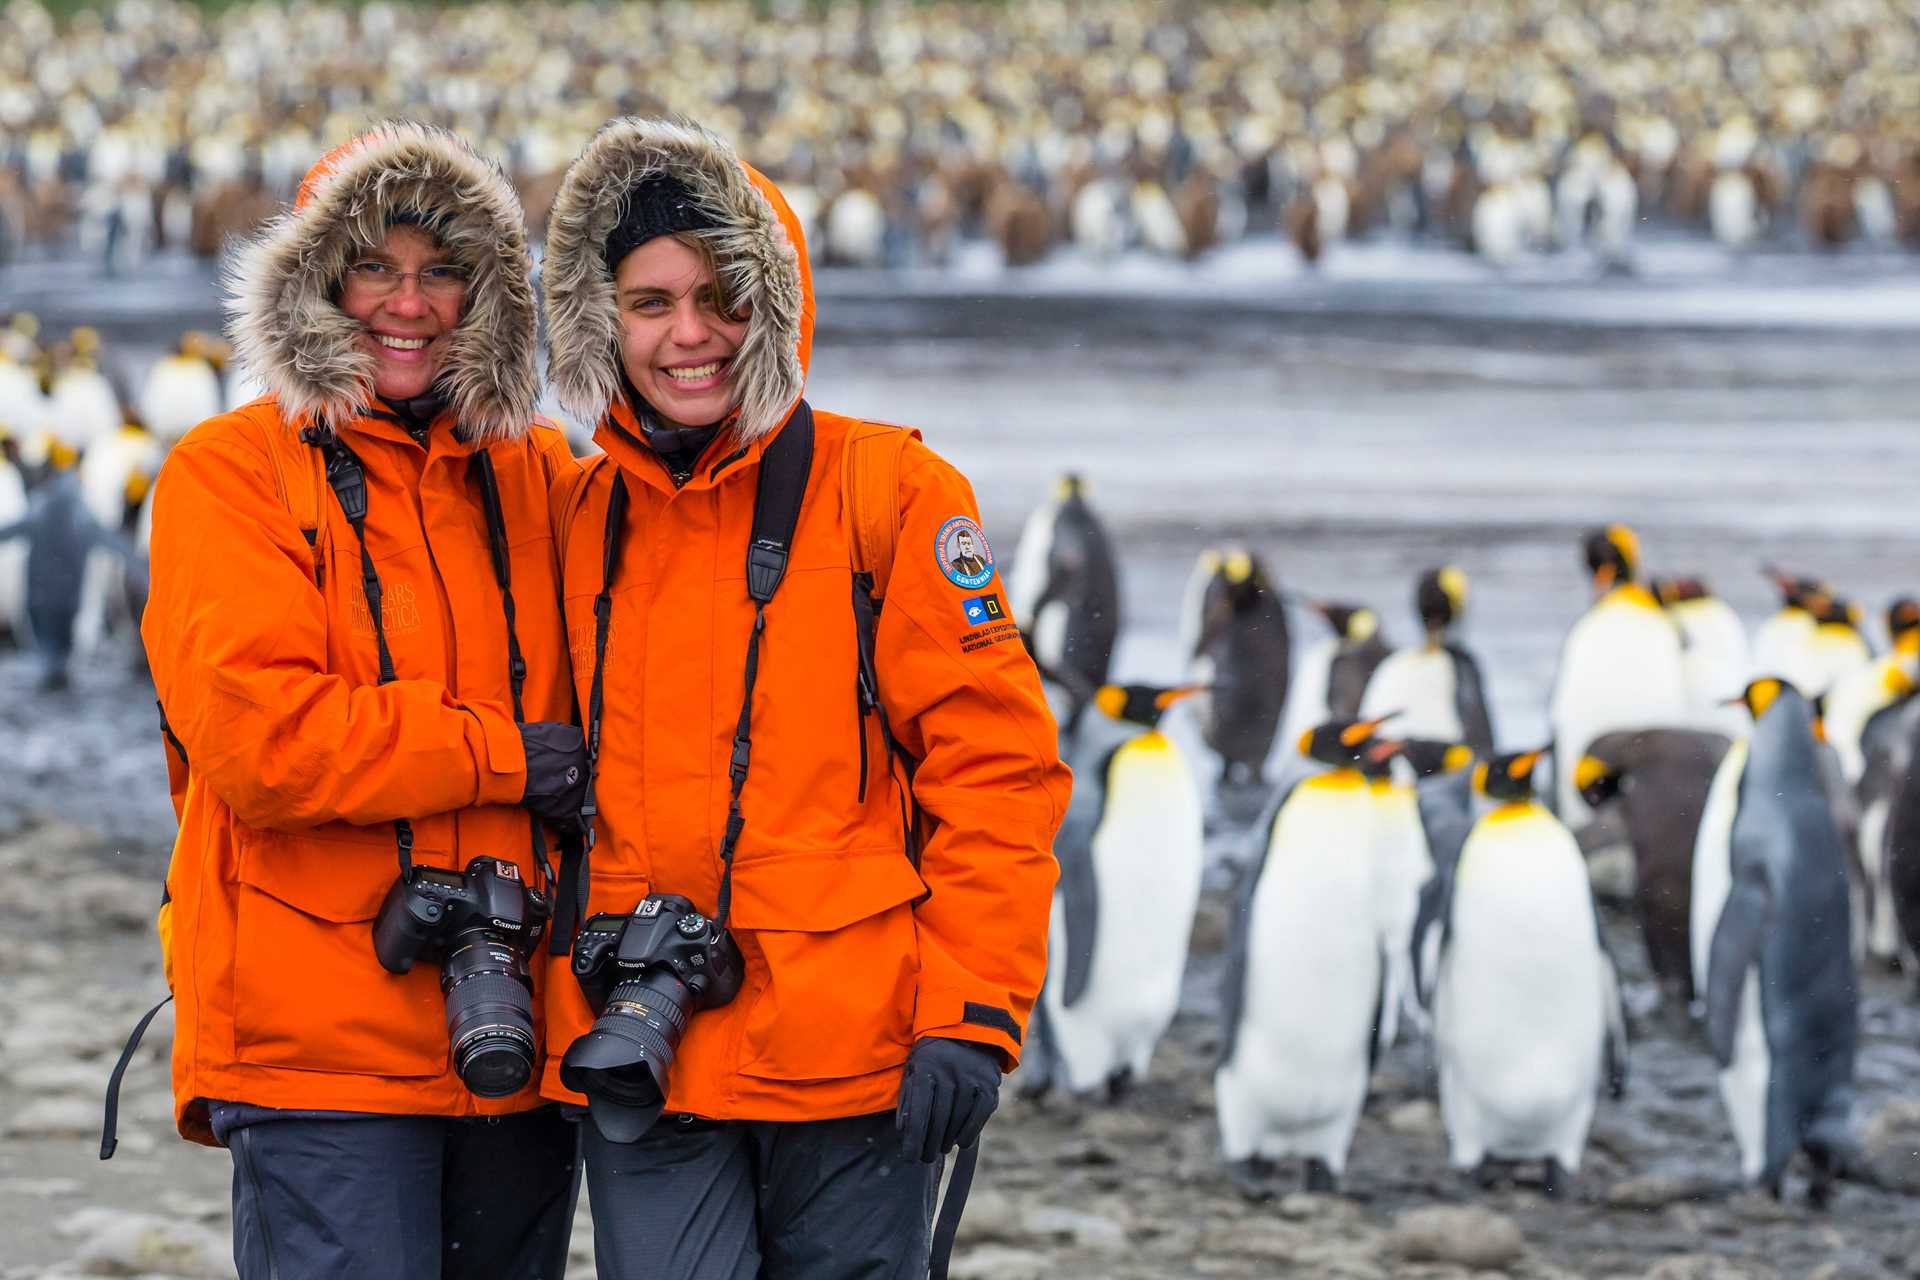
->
xmin=1574 ymin=755 xmax=1611 ymax=792
xmin=1339 ymin=714 xmax=1395 ymax=747
xmin=1442 ymin=744 xmax=1473 ymax=773
xmin=1153 ymin=686 xmax=1204 ymax=711
xmin=1507 ymin=751 xmax=1541 ymax=780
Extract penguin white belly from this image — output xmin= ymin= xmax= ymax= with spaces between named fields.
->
xmin=1824 ymin=658 xmax=1897 ymax=784
xmin=1370 ymin=783 xmax=1433 ymax=1042
xmin=1751 ymin=613 xmax=1816 ymax=690
xmin=1436 ymin=811 xmax=1605 ymax=1168
xmin=49 ymin=372 xmax=122 ymax=454
xmin=1278 ymin=639 xmax=1336 ymax=752
xmin=0 ymin=364 xmax=47 ymax=440
xmin=1691 ymin=741 xmax=1749 ymax=996
xmin=1359 ymin=647 xmax=1462 ymax=742
xmin=1675 ymin=600 xmax=1751 ymax=735
xmin=1215 ymin=783 xmax=1379 ymax=1170
xmin=1032 ymin=600 xmax=1070 ymax=676
xmin=1007 ymin=501 xmax=1058 ymax=625
xmin=1803 ymin=631 xmax=1870 ymax=700
xmin=1710 ymin=172 xmax=1759 ymax=249
xmin=1043 ymin=740 xmax=1203 ymax=1092
xmin=0 ymin=461 xmax=27 ymax=636
xmin=139 ymin=359 xmax=222 ymax=444
xmin=1718 ymin=968 xmax=1773 ymax=1183
xmin=1551 ymin=596 xmax=1688 ymax=822
xmin=1860 ymin=796 xmax=1898 ymax=963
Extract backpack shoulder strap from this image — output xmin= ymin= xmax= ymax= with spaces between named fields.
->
xmin=748 ymin=403 xmax=815 ymax=602
xmin=261 ymin=420 xmax=325 ymax=548
xmin=840 ymin=418 xmax=920 ymax=601
xmin=557 ymin=452 xmax=617 ymax=574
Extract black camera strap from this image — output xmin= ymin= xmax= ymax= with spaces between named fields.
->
xmin=470 ymin=451 xmax=555 ymax=895
xmin=304 ymin=428 xmax=418 ymax=880
xmin=578 ymin=403 xmax=813 ymax=937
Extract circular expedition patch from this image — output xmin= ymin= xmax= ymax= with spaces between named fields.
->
xmin=935 ymin=516 xmax=996 ymax=590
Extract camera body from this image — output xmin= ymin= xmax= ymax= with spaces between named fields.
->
xmin=562 ymin=894 xmax=744 ymax=1142
xmin=371 ymin=857 xmax=550 ymax=1098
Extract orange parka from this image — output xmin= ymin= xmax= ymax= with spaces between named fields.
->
xmin=142 ymin=123 xmax=578 ymax=1144
xmin=538 ymin=118 xmax=1069 ymax=1121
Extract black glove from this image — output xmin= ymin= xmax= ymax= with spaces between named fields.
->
xmin=519 ymin=721 xmax=589 ymax=824
xmin=895 ymin=1037 xmax=1002 ymax=1164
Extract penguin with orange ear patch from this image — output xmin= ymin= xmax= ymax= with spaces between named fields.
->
xmin=1215 ymin=715 xmax=1397 ymax=1198
xmin=1435 ymin=749 xmax=1627 ymax=1199
xmin=1696 ymin=677 xmax=1865 ymax=1204
xmin=1025 ymin=682 xmax=1204 ymax=1102
xmin=1549 ymin=524 xmax=1688 ymax=824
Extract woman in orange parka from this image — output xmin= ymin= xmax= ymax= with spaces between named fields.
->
xmin=539 ymin=117 xmax=1070 ymax=1278
xmin=141 ymin=121 xmax=587 ymax=1280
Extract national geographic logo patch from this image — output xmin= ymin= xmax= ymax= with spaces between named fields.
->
xmin=349 ymin=580 xmax=423 ymax=640
xmin=959 ymin=620 xmax=1019 ymax=655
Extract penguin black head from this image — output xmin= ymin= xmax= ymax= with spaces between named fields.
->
xmin=1813 ymin=595 xmax=1864 ymax=633
xmin=1370 ymin=737 xmax=1475 ymax=779
xmin=1297 ymin=716 xmax=1395 ymax=767
xmin=1761 ymin=565 xmax=1829 ymax=613
xmin=1093 ymin=683 xmax=1198 ymax=729
xmin=1582 ymin=524 xmax=1640 ymax=590
xmin=1651 ymin=575 xmax=1710 ymax=607
xmin=1313 ymin=601 xmax=1378 ymax=644
xmin=1889 ymin=598 xmax=1920 ymax=654
xmin=1473 ymin=748 xmax=1546 ymax=803
xmin=1416 ymin=567 xmax=1468 ymax=634
xmin=1054 ymin=472 xmax=1088 ymax=503
xmin=1217 ymin=547 xmax=1272 ymax=606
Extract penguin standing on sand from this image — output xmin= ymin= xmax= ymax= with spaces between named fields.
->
xmin=1433 ymin=749 xmax=1628 ymax=1197
xmin=1694 ymin=678 xmax=1864 ymax=1204
xmin=1027 ymin=683 xmax=1205 ymax=1100
xmin=1215 ymin=717 xmax=1394 ymax=1197
xmin=1654 ymin=575 xmax=1750 ymax=737
xmin=1576 ymin=728 xmax=1734 ymax=1006
xmin=1361 ymin=566 xmax=1494 ymax=755
xmin=1186 ymin=547 xmax=1291 ymax=787
xmin=1848 ymin=607 xmax=1920 ymax=968
xmin=0 ymin=445 xmax=145 ymax=689
xmin=1008 ymin=473 xmax=1122 ymax=714
xmin=1549 ymin=525 xmax=1688 ymax=825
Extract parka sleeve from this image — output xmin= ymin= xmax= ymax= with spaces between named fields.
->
xmin=141 ymin=424 xmax=528 ymax=831
xmin=873 ymin=442 xmax=1070 ymax=1067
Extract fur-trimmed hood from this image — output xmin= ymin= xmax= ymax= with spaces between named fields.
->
xmin=543 ymin=117 xmax=814 ymax=446
xmin=224 ymin=120 xmax=538 ymax=442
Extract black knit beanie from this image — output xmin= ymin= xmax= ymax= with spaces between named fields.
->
xmin=603 ymin=173 xmax=719 ymax=273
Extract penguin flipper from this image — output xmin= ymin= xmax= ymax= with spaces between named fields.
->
xmin=1704 ymin=878 xmax=1772 ymax=1068
xmin=1414 ymin=769 xmax=1475 ymax=880
xmin=1447 ymin=645 xmax=1496 ymax=757
xmin=1599 ymin=952 xmax=1630 ymax=1099
xmin=1054 ymin=746 xmax=1112 ymax=1009
xmin=1409 ymin=873 xmax=1447 ymax=1011
xmin=1369 ymin=949 xmax=1390 ymax=1071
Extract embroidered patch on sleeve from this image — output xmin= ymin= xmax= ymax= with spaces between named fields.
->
xmin=935 ymin=516 xmax=996 ymax=590
xmin=961 ymin=593 xmax=1005 ymax=627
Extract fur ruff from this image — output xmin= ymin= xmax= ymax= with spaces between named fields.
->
xmin=224 ymin=121 xmax=538 ymax=442
xmin=542 ymin=117 xmax=806 ymax=445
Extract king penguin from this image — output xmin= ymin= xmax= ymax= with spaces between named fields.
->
xmin=1751 ymin=568 xmax=1830 ymax=695
xmin=1008 ymin=473 xmax=1122 ymax=713
xmin=0 ymin=430 xmax=27 ymax=644
xmin=1575 ymin=728 xmax=1733 ymax=1007
xmin=1847 ymin=603 xmax=1920 ymax=968
xmin=1185 ymin=546 xmax=1291 ymax=788
xmin=1434 ymin=749 xmax=1628 ymax=1197
xmin=1802 ymin=595 xmax=1872 ymax=701
xmin=1281 ymin=601 xmax=1386 ymax=750
xmin=1026 ymin=683 xmax=1204 ymax=1100
xmin=1360 ymin=566 xmax=1494 ymax=755
xmin=1215 ymin=716 xmax=1395 ymax=1197
xmin=137 ymin=331 xmax=226 ymax=445
xmin=1548 ymin=525 xmax=1688 ymax=826
xmin=1654 ymin=575 xmax=1751 ymax=737
xmin=1693 ymin=678 xmax=1864 ymax=1204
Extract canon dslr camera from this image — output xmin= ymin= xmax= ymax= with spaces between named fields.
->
xmin=372 ymin=857 xmax=549 ymax=1098
xmin=560 ymin=894 xmax=744 ymax=1141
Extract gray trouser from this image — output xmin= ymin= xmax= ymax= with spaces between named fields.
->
xmin=211 ymin=1102 xmax=580 ymax=1280
xmin=580 ymin=1110 xmax=940 ymax=1280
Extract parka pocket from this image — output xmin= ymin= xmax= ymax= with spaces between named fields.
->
xmin=729 ymin=849 xmax=926 ymax=1082
xmin=231 ymin=832 xmax=450 ymax=1079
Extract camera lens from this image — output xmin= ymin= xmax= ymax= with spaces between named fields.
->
xmin=559 ymin=968 xmax=692 ymax=1142
xmin=441 ymin=934 xmax=537 ymax=1099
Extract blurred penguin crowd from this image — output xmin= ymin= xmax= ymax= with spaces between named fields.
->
xmin=1015 ymin=478 xmax=1915 ymax=1206
xmin=4 ymin=0 xmax=1920 ymax=273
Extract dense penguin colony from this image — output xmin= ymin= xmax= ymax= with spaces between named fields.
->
xmin=1012 ymin=476 xmax=1910 ymax=1209
xmin=4 ymin=0 xmax=1920 ymax=272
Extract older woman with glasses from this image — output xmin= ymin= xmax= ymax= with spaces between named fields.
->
xmin=136 ymin=120 xmax=588 ymax=1280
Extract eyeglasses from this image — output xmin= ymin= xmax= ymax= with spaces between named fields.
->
xmin=343 ymin=261 xmax=471 ymax=298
